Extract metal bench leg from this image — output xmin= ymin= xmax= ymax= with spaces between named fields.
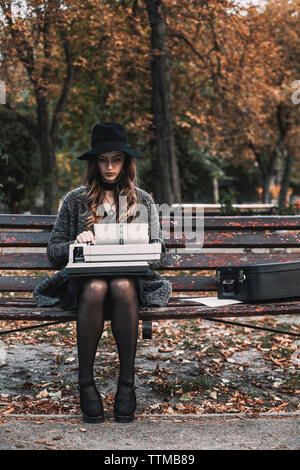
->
xmin=142 ymin=320 xmax=152 ymax=339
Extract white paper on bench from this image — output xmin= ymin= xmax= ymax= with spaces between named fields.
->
xmin=180 ymin=296 xmax=243 ymax=307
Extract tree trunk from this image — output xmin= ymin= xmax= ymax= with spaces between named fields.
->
xmin=212 ymin=175 xmax=219 ymax=203
xmin=37 ymin=94 xmax=58 ymax=214
xmin=262 ymin=149 xmax=278 ymax=203
xmin=276 ymin=103 xmax=291 ymax=213
xmin=262 ymin=171 xmax=273 ymax=203
xmin=145 ymin=0 xmax=181 ymax=205
xmin=251 ymin=143 xmax=277 ymax=204
xmin=278 ymin=149 xmax=293 ymax=213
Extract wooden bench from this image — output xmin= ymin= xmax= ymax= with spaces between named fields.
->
xmin=0 ymin=214 xmax=300 ymax=339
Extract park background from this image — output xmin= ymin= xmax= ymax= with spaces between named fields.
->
xmin=0 ymin=0 xmax=300 ymax=215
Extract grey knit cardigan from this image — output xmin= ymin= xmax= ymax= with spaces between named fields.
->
xmin=32 ymin=185 xmax=172 ymax=309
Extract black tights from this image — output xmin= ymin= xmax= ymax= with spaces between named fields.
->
xmin=76 ymin=277 xmax=139 ymax=401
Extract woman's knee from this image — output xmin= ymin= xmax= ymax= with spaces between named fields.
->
xmin=81 ymin=278 xmax=109 ymax=302
xmin=109 ymin=277 xmax=137 ymax=300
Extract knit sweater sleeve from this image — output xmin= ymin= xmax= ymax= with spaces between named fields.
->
xmin=47 ymin=194 xmax=75 ymax=268
xmin=140 ymin=191 xmax=167 ymax=270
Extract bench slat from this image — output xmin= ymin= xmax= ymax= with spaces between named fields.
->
xmin=184 ymin=216 xmax=300 ymax=230
xmin=1 ymin=230 xmax=299 ymax=247
xmin=0 ymin=214 xmax=56 ymax=228
xmin=0 ymin=296 xmax=210 ymax=306
xmin=0 ymin=299 xmax=299 ymax=321
xmin=0 ymin=275 xmax=217 ymax=292
xmin=0 ymin=276 xmax=43 ymax=291
xmin=0 ymin=297 xmax=199 ymax=306
xmin=0 ymin=232 xmax=50 ymax=247
xmin=2 ymin=214 xmax=300 ymax=230
xmin=0 ymin=233 xmax=186 ymax=248
xmin=1 ymin=252 xmax=299 ymax=270
xmin=0 ymin=253 xmax=54 ymax=269
xmin=162 ymin=253 xmax=300 ymax=269
xmin=202 ymin=231 xmax=300 ymax=247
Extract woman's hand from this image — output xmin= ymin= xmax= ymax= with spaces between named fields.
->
xmin=76 ymin=230 xmax=95 ymax=244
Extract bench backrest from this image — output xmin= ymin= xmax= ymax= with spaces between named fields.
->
xmin=0 ymin=214 xmax=300 ymax=295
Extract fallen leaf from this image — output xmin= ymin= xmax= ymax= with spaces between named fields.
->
xmin=150 ymin=403 xmax=161 ymax=410
xmin=36 ymin=389 xmax=48 ymax=399
xmin=174 ymin=403 xmax=185 ymax=411
xmin=165 ymin=407 xmax=174 ymax=414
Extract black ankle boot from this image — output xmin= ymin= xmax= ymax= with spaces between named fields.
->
xmin=114 ymin=380 xmax=136 ymax=423
xmin=79 ymin=379 xmax=104 ymax=423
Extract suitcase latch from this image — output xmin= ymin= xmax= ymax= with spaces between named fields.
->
xmin=238 ymin=270 xmax=246 ymax=283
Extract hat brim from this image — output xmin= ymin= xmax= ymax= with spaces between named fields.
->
xmin=77 ymin=145 xmax=143 ymax=160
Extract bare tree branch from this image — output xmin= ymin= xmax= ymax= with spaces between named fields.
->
xmin=4 ymin=102 xmax=39 ymax=137
xmin=169 ymin=32 xmax=207 ymax=64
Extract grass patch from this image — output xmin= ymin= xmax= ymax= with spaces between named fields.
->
xmin=280 ymin=375 xmax=300 ymax=392
xmin=152 ymin=375 xmax=215 ymax=396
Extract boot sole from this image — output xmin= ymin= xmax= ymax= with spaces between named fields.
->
xmin=82 ymin=413 xmax=105 ymax=424
xmin=114 ymin=413 xmax=135 ymax=423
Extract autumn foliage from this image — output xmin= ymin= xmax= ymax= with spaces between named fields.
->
xmin=0 ymin=0 xmax=299 ymax=211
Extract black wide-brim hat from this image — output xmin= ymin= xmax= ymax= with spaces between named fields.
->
xmin=77 ymin=122 xmax=143 ymax=160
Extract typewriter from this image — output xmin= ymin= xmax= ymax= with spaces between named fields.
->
xmin=65 ymin=223 xmax=162 ymax=277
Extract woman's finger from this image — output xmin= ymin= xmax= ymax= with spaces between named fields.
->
xmin=76 ymin=231 xmax=95 ymax=244
xmin=85 ymin=231 xmax=95 ymax=243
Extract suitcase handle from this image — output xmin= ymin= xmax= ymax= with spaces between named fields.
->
xmin=222 ymin=279 xmax=237 ymax=296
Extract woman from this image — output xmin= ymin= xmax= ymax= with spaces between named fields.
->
xmin=33 ymin=122 xmax=172 ymax=424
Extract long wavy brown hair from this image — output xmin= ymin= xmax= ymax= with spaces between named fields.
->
xmin=82 ymin=154 xmax=139 ymax=231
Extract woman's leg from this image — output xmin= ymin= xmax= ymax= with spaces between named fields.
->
xmin=109 ymin=277 xmax=139 ymax=421
xmin=109 ymin=277 xmax=140 ymax=385
xmin=76 ymin=278 xmax=109 ymax=402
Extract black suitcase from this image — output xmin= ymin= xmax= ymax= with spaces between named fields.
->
xmin=216 ymin=261 xmax=300 ymax=301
